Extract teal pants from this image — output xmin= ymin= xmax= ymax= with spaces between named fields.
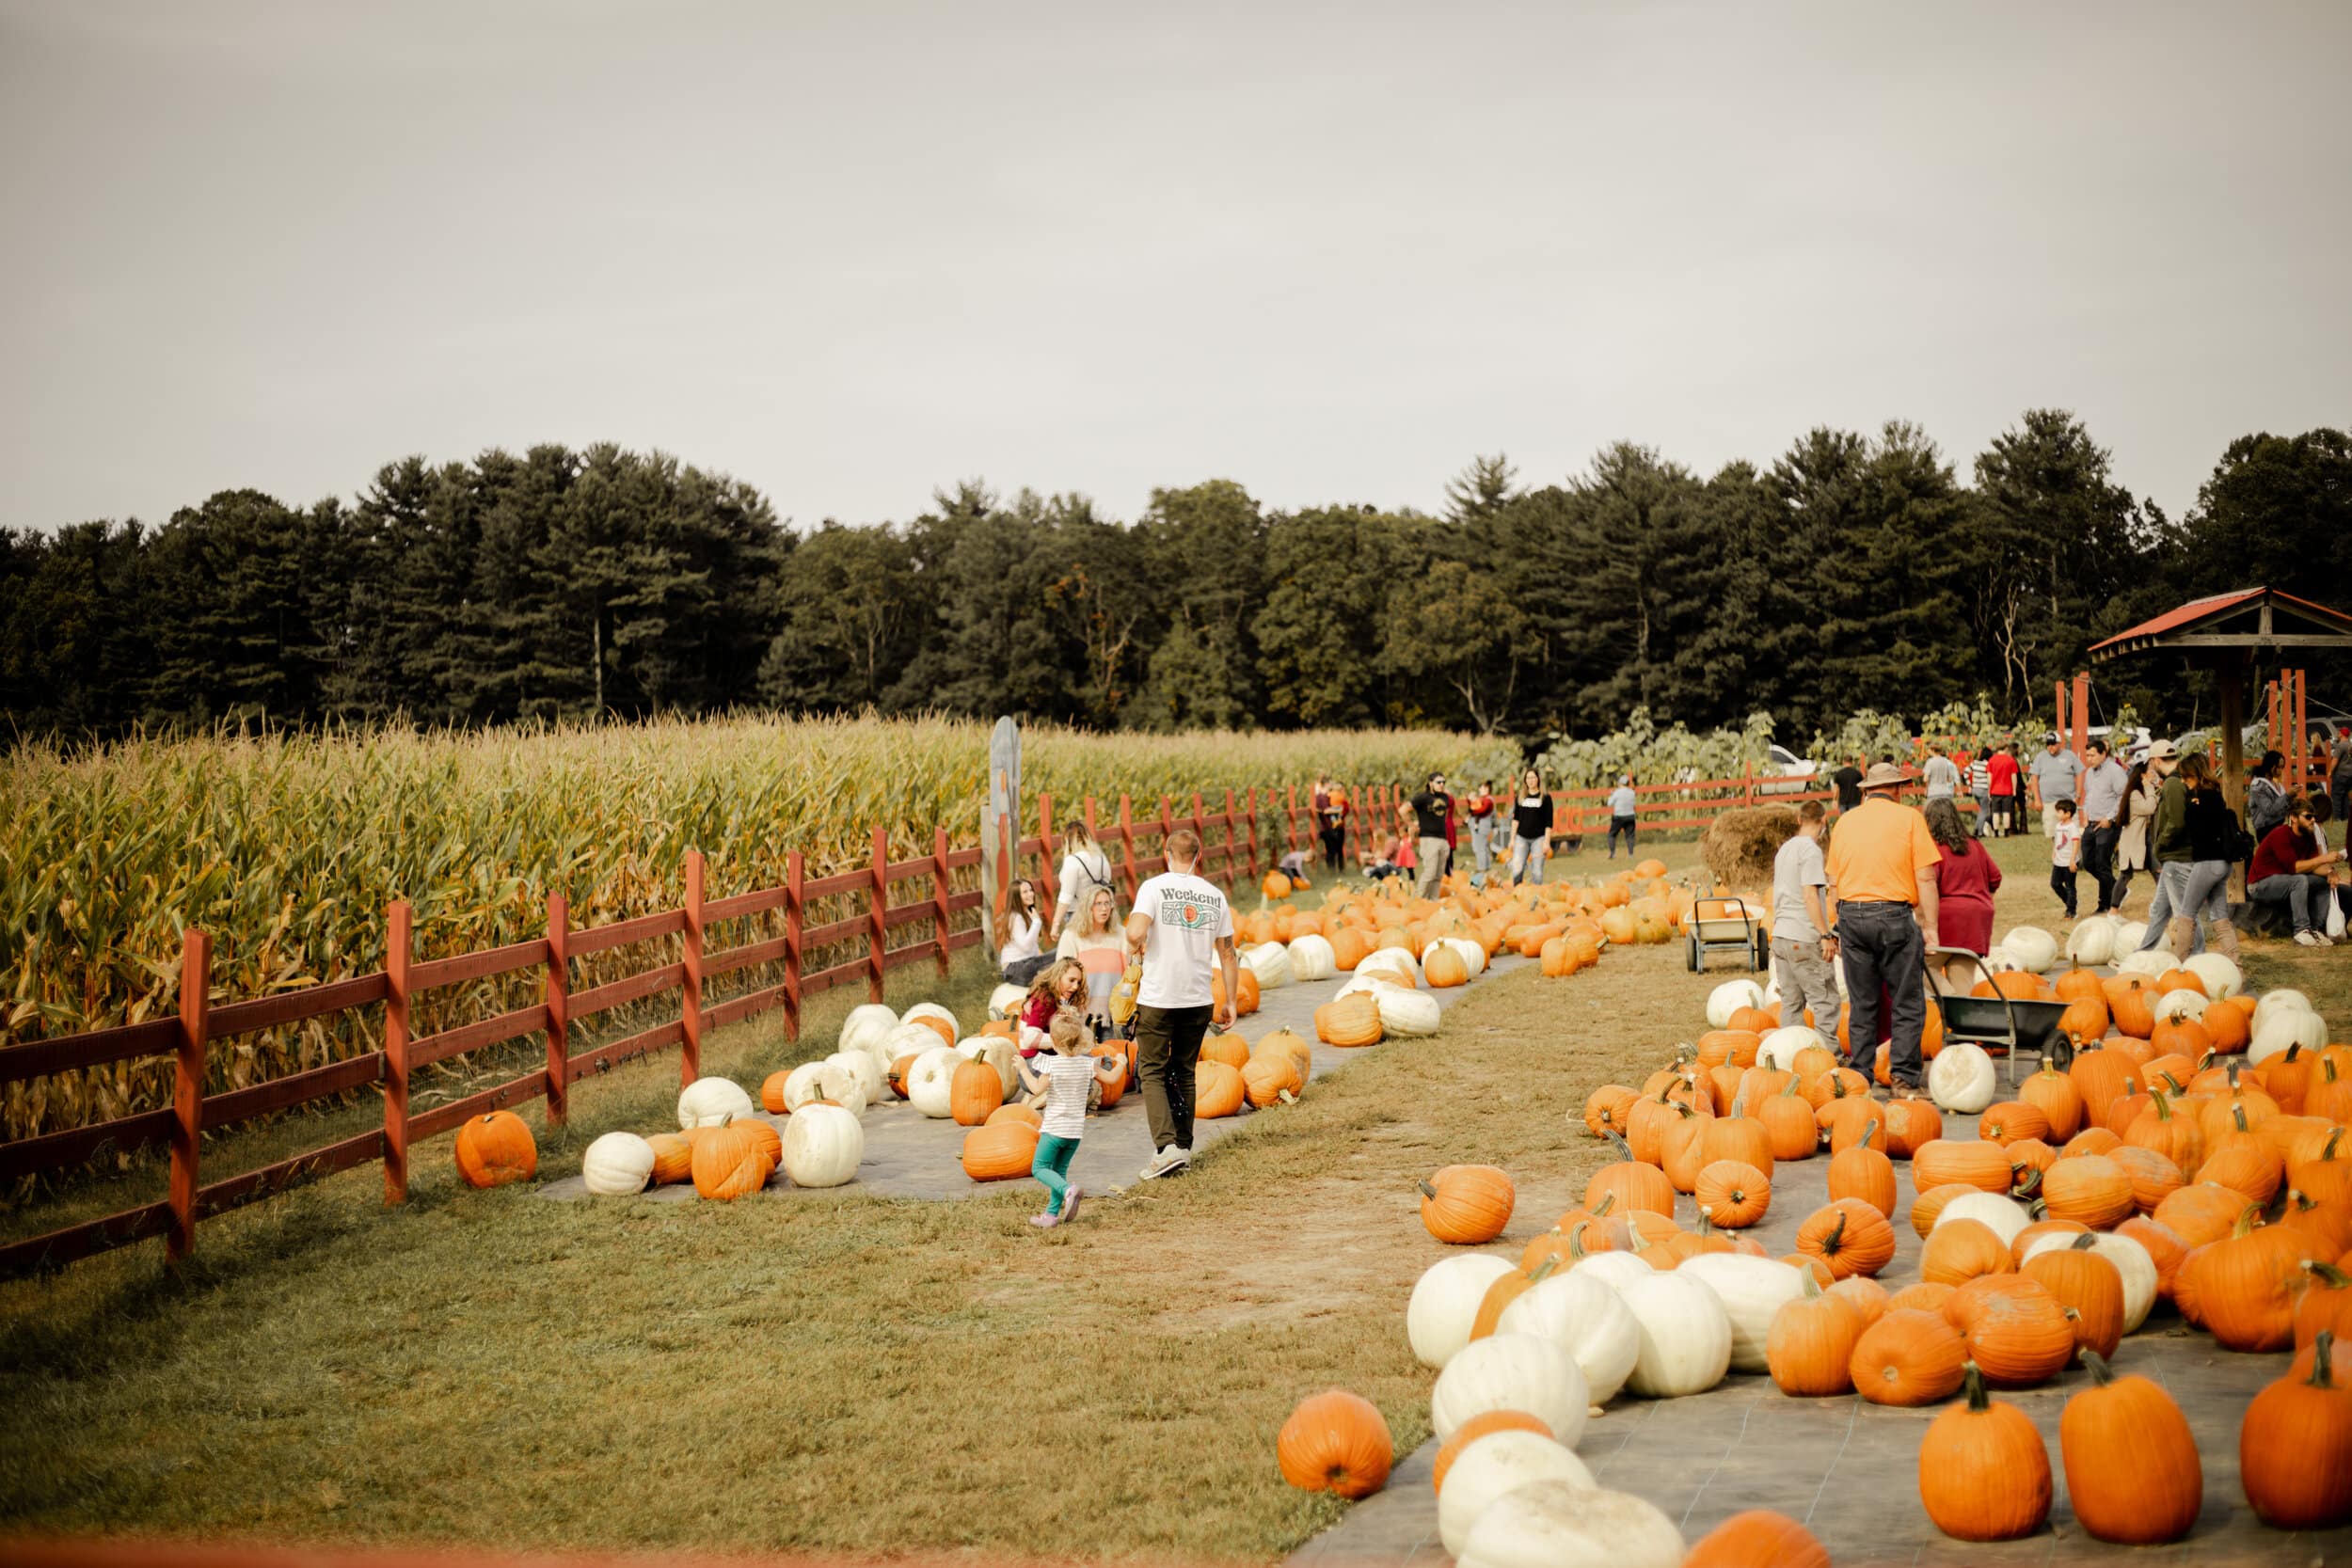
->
xmin=1032 ymin=1132 xmax=1079 ymax=1214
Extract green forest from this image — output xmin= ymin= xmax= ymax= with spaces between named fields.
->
xmin=4 ymin=412 xmax=2346 ymax=748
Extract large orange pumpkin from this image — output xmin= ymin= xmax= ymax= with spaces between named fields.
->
xmin=453 ymin=1111 xmax=537 ymax=1189
xmin=1276 ymin=1389 xmax=1392 ymax=1499
xmin=690 ymin=1117 xmax=774 ymax=1201
xmin=961 ymin=1119 xmax=1040 ymax=1181
xmin=1420 ymin=1164 xmax=1515 ymax=1243
xmin=950 ymin=1057 xmax=1006 ymax=1126
xmin=1314 ymin=992 xmax=1383 ymax=1047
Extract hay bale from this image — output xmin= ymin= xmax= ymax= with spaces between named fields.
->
xmin=1701 ymin=804 xmax=1802 ymax=891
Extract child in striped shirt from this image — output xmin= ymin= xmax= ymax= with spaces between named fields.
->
xmin=1030 ymin=1013 xmax=1125 ymax=1229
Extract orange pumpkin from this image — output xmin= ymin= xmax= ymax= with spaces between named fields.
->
xmin=690 ymin=1117 xmax=774 ymax=1201
xmin=453 ymin=1110 xmax=538 ymax=1189
xmin=1276 ymin=1390 xmax=1392 ymax=1499
xmin=950 ymin=1056 xmax=1006 ymax=1126
xmin=961 ymin=1119 xmax=1040 ymax=1181
xmin=1419 ymin=1164 xmax=1515 ymax=1244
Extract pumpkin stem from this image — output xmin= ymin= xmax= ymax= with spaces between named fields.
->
xmin=2233 ymin=1105 xmax=2249 ymax=1133
xmin=1418 ymin=1180 xmax=1438 ymax=1200
xmin=1799 ymin=1268 xmax=1823 ymax=1299
xmin=1962 ymin=1361 xmax=1990 ymax=1412
xmin=2011 ymin=1168 xmax=2043 ymax=1201
xmin=1821 ymin=1210 xmax=1849 ymax=1254
xmin=1604 ymin=1131 xmax=1636 ymax=1163
xmin=2081 ymin=1349 xmax=2114 ymax=1386
xmin=2301 ymin=1259 xmax=2352 ymax=1290
xmin=1527 ymin=1255 xmax=1562 ymax=1284
xmin=1860 ymin=1118 xmax=1880 ymax=1149
xmin=2308 ymin=1331 xmax=2334 ymax=1388
xmin=1591 ymin=1191 xmax=1618 ymax=1219
xmin=2324 ymin=1127 xmax=2344 ymax=1162
xmin=2071 ymin=1231 xmax=2099 ymax=1251
xmin=2039 ymin=1053 xmax=2057 ymax=1074
xmin=2232 ymin=1203 xmax=2265 ymax=1238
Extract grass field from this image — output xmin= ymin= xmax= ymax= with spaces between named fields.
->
xmin=3 ymin=829 xmax=2344 ymax=1562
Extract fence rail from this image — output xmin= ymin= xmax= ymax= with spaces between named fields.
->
xmin=0 ymin=766 xmax=1988 ymax=1278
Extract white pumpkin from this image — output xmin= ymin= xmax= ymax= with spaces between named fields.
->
xmin=2252 ymin=987 xmax=2314 ymax=1034
xmin=906 ymin=1046 xmax=961 ymax=1117
xmin=1357 ymin=948 xmax=1424 ymax=988
xmin=2115 ymin=948 xmax=2172 ymax=979
xmin=1617 ymin=1272 xmax=1731 ymax=1398
xmin=1676 ymin=1254 xmax=1805 ymax=1374
xmin=780 ymin=1061 xmax=830 ymax=1112
xmin=1406 ymin=1253 xmax=1517 ymax=1369
xmin=2023 ymin=1229 xmax=2156 ymax=1333
xmin=779 ymin=1101 xmax=863 ymax=1187
xmin=958 ymin=1035 xmax=1020 ymax=1099
xmin=1436 ymin=1433 xmax=1595 ymax=1556
xmin=2182 ymin=952 xmax=2243 ymax=1001
xmin=1430 ymin=1332 xmax=1589 ymax=1446
xmin=1286 ymin=933 xmax=1337 ymax=981
xmin=1933 ymin=1192 xmax=2032 ymax=1248
xmin=1495 ymin=1271 xmax=1643 ymax=1403
xmin=987 ymin=981 xmax=1026 ymax=1020
xmin=820 ymin=1050 xmax=880 ymax=1111
xmin=1980 ymin=944 xmax=2025 ymax=975
xmin=2151 ymin=988 xmax=2207 ymax=1025
xmin=2250 ymin=1006 xmax=2328 ymax=1065
xmin=1459 ymin=1482 xmax=1684 ymax=1568
xmin=2002 ymin=925 xmax=2059 ymax=974
xmin=2112 ymin=919 xmax=2149 ymax=952
xmin=676 ymin=1075 xmax=754 ymax=1130
xmin=2065 ymin=916 xmax=2119 ymax=967
xmin=1375 ymin=987 xmax=1443 ymax=1037
xmin=879 ymin=1021 xmax=946 ymax=1077
xmin=901 ymin=1000 xmax=959 ymax=1037
xmin=1757 ymin=1025 xmax=1826 ymax=1072
xmin=1243 ymin=941 xmax=1294 ymax=990
xmin=580 ymin=1131 xmax=656 ymax=1195
xmin=1706 ymin=979 xmax=1766 ymax=1030
xmin=1567 ymin=1250 xmax=1655 ymax=1293
xmin=1929 ymin=1041 xmax=1998 ymax=1113
xmin=1440 ymin=937 xmax=1488 ymax=977
xmin=1761 ymin=975 xmax=1781 ymax=1007
xmin=838 ymin=1002 xmax=898 ymax=1060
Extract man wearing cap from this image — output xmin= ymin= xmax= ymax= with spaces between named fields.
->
xmin=1823 ymin=762 xmax=1941 ymax=1094
xmin=2030 ymin=733 xmax=2084 ymax=838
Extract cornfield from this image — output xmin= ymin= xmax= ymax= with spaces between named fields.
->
xmin=1 ymin=714 xmax=1509 ymax=1147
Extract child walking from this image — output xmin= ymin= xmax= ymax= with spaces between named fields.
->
xmin=1029 ymin=1013 xmax=1125 ymax=1229
xmin=2050 ymin=798 xmax=2082 ymax=919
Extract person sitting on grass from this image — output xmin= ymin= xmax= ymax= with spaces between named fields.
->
xmin=1027 ymin=1012 xmax=1124 ymax=1230
xmin=1360 ymin=831 xmax=1402 ymax=880
xmin=2249 ymin=792 xmax=2344 ymax=947
xmin=1015 ymin=957 xmax=1088 ymax=1096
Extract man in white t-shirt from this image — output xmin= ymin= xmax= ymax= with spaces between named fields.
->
xmin=1122 ymin=828 xmax=1240 ymax=1180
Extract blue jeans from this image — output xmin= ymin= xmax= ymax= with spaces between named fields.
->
xmin=1836 ymin=901 xmax=1927 ymax=1088
xmin=2249 ymin=872 xmax=2331 ymax=934
xmin=1972 ymin=788 xmax=1994 ymax=836
xmin=1469 ymin=818 xmax=1496 ymax=886
xmin=1508 ymin=834 xmax=1548 ymax=884
xmin=2138 ymin=862 xmax=2226 ymax=955
xmin=1031 ymin=1132 xmax=1079 ymax=1214
xmin=1609 ymin=816 xmax=1637 ymax=857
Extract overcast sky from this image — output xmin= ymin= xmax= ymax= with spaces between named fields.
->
xmin=4 ymin=1 xmax=2347 ymax=534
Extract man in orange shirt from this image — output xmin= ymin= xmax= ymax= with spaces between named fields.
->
xmin=1823 ymin=762 xmax=1943 ymax=1094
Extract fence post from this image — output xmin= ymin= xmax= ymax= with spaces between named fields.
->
xmin=384 ymin=901 xmax=412 ymax=1206
xmin=1158 ymin=794 xmax=1176 ymax=875
xmin=784 ymin=850 xmax=804 ymax=1041
xmin=1117 ymin=794 xmax=1138 ymax=902
xmin=1743 ymin=758 xmax=1756 ymax=810
xmin=681 ymin=850 xmax=704 ymax=1087
xmin=868 ymin=825 xmax=889 ymax=1003
xmin=932 ymin=826 xmax=953 ymax=979
xmin=167 ymin=927 xmax=211 ymax=1265
xmin=1222 ymin=788 xmax=1242 ymax=885
xmin=544 ymin=895 xmax=570 ymax=1127
xmin=1037 ymin=792 xmax=1057 ymax=912
xmin=1189 ymin=791 xmax=1213 ymax=883
xmin=1245 ymin=787 xmax=1262 ymax=879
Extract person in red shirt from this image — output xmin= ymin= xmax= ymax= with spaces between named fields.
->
xmin=2248 ymin=794 xmax=2344 ymax=944
xmin=1987 ymin=744 xmax=2023 ymax=836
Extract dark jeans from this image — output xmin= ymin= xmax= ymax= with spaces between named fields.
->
xmin=2082 ymin=824 xmax=2120 ymax=911
xmin=1134 ymin=1002 xmax=1211 ymax=1154
xmin=1609 ymin=816 xmax=1637 ymax=856
xmin=2249 ymin=872 xmax=2332 ymax=933
xmin=2050 ymin=865 xmax=2078 ymax=918
xmin=1319 ymin=825 xmax=1345 ymax=871
xmin=1837 ymin=901 xmax=1927 ymax=1088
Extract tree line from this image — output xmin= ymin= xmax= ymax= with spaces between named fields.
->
xmin=4 ymin=416 xmax=2348 ymax=748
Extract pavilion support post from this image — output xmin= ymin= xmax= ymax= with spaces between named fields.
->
xmin=2071 ymin=672 xmax=2090 ymax=760
xmin=2217 ymin=655 xmax=2247 ymax=816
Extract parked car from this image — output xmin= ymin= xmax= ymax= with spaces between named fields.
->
xmin=1757 ymin=743 xmax=1817 ymax=795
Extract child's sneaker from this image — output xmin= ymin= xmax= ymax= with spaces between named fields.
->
xmin=1030 ymin=1212 xmax=1058 ymax=1229
xmin=1061 ymin=1186 xmax=1084 ymax=1224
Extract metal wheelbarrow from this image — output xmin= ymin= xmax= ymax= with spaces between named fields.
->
xmin=1686 ymin=895 xmax=1767 ymax=974
xmin=1926 ymin=945 xmax=2073 ymax=1089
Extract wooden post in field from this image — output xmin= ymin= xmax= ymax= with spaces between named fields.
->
xmin=1188 ymin=792 xmax=1212 ymax=883
xmin=680 ymin=850 xmax=705 ymax=1086
xmin=544 ymin=895 xmax=570 ymax=1127
xmin=783 ymin=850 xmax=804 ymax=1041
xmin=1222 ymin=788 xmax=1242 ymax=885
xmin=868 ymin=825 xmax=889 ymax=1003
xmin=1037 ymin=793 xmax=1058 ymax=911
xmin=1244 ymin=787 xmax=1262 ymax=879
xmin=1283 ymin=784 xmax=1299 ymax=860
xmin=1117 ymin=795 xmax=1137 ymax=903
xmin=167 ymin=928 xmax=211 ymax=1265
xmin=931 ymin=826 xmax=952 ymax=979
xmin=383 ymin=901 xmax=412 ymax=1206
xmin=1158 ymin=794 xmax=1175 ymax=876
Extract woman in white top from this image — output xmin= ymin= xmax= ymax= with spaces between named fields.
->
xmin=997 ymin=878 xmax=1049 ymax=985
xmin=1051 ymin=823 xmax=1117 ymax=941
